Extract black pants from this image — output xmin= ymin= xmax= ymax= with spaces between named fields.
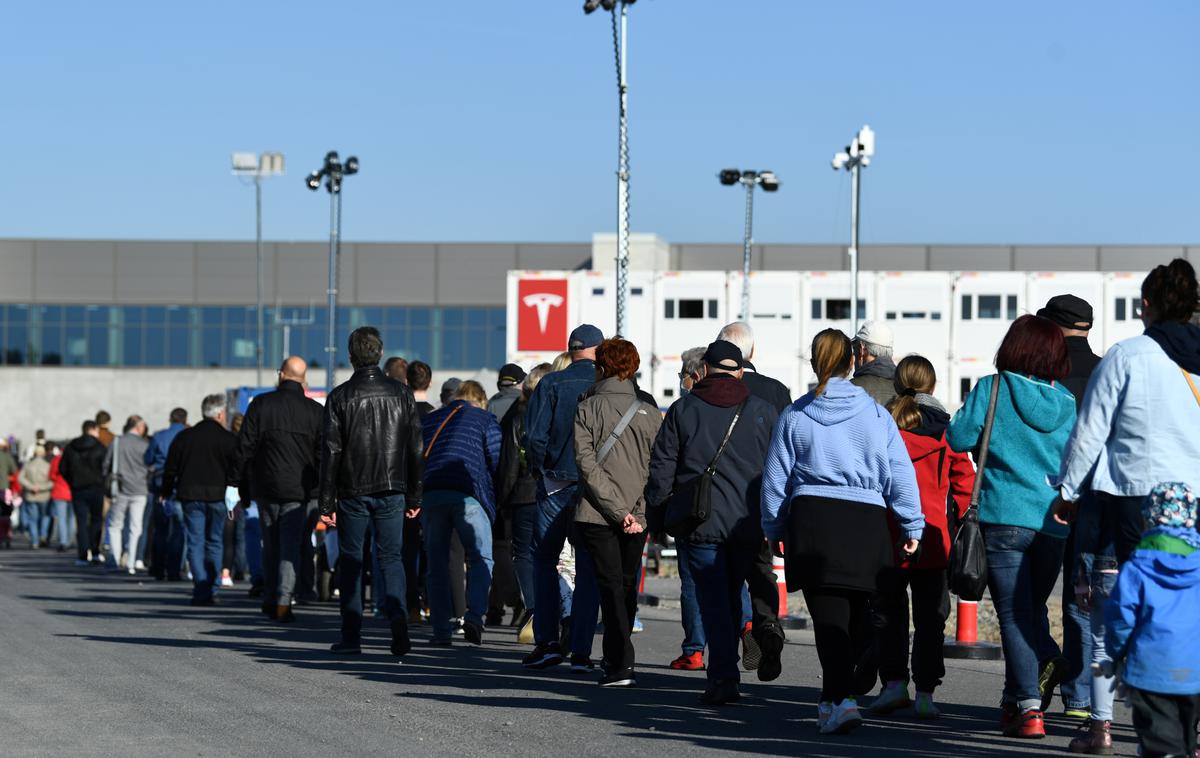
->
xmin=805 ymin=588 xmax=871 ymax=704
xmin=747 ymin=540 xmax=781 ymax=631
xmin=261 ymin=501 xmax=305 ymax=606
xmin=72 ymin=489 xmax=105 ymax=561
xmin=297 ymin=501 xmax=319 ymax=601
xmin=488 ymin=511 xmax=521 ymax=616
xmin=1095 ymin=492 xmax=1145 ymax=565
xmin=576 ymin=523 xmax=645 ymax=673
xmin=1128 ymin=687 xmax=1200 ymax=757
xmin=876 ymin=567 xmax=950 ymax=692
xmin=402 ymin=513 xmax=425 ymax=612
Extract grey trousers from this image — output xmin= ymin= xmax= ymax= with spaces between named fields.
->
xmin=261 ymin=501 xmax=305 ymax=606
xmin=106 ymin=494 xmax=147 ymax=568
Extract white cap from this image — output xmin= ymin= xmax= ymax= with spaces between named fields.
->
xmin=854 ymin=320 xmax=894 ymax=349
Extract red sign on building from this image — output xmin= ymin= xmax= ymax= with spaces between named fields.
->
xmin=517 ymin=278 xmax=568 ymax=352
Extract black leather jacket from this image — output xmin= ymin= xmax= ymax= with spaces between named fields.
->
xmin=319 ymin=366 xmax=424 ymax=514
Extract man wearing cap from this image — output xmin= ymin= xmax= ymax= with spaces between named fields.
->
xmin=646 ymin=340 xmax=784 ymax=704
xmin=1037 ymin=294 xmax=1102 ymax=719
xmin=851 ymin=321 xmax=897 ymax=407
xmin=487 ymin=363 xmax=527 ymax=421
xmin=521 ymin=324 xmax=604 ymax=670
xmin=440 ymin=378 xmax=463 ymax=408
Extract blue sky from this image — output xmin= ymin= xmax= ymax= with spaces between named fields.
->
xmin=1 ymin=1 xmax=1196 ymax=245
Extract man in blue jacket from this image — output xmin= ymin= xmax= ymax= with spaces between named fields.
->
xmin=145 ymin=407 xmax=188 ymax=581
xmin=522 ymin=324 xmax=603 ymax=670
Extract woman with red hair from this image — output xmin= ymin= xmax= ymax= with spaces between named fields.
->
xmin=948 ymin=314 xmax=1076 ymax=739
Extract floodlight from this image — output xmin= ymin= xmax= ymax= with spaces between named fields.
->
xmin=719 ymin=169 xmax=741 ymax=186
xmin=232 ymin=152 xmax=258 ymax=173
xmin=583 ymin=0 xmax=604 ymax=12
xmin=306 ymin=171 xmax=322 ymax=191
xmin=759 ymin=171 xmax=780 ymax=191
xmin=343 ymin=156 xmax=359 ymax=175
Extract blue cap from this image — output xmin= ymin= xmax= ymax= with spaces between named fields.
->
xmin=568 ymin=324 xmax=604 ymax=351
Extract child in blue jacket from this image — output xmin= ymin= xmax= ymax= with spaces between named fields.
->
xmin=1105 ymin=481 xmax=1200 ymax=758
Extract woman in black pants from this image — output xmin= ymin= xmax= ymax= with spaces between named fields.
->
xmin=573 ymin=338 xmax=662 ymax=686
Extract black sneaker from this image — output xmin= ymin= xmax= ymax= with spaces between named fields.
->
xmin=569 ymin=654 xmax=595 ymax=673
xmin=756 ymin=623 xmax=786 ymax=683
xmin=330 ymin=641 xmax=362 ymax=655
xmin=462 ymin=620 xmax=484 ymax=646
xmin=523 ymin=642 xmax=564 ymax=669
xmin=699 ymin=679 xmax=742 ymax=706
xmin=599 ymin=669 xmax=636 ymax=687
xmin=740 ymin=624 xmax=762 ymax=672
xmin=391 ymin=619 xmax=411 ymax=657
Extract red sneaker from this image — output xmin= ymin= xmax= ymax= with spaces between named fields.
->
xmin=670 ymin=651 xmax=705 ymax=671
xmin=1002 ymin=708 xmax=1046 ymax=739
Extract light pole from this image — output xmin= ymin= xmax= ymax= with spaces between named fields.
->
xmin=718 ymin=169 xmax=780 ymax=320
xmin=232 ymin=151 xmax=285 ymax=387
xmin=306 ymin=151 xmax=359 ymax=393
xmin=584 ymin=0 xmax=637 ymax=336
xmin=832 ymin=125 xmax=875 ymax=335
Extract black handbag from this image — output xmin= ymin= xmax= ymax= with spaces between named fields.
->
xmin=948 ymin=375 xmax=999 ymax=601
xmin=665 ymin=399 xmax=747 ymax=538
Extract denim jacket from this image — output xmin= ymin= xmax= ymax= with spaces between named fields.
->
xmin=523 ymin=359 xmax=596 ymax=482
xmin=1055 ymin=335 xmax=1200 ymax=501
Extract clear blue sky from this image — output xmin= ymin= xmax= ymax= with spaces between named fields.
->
xmin=1 ymin=1 xmax=1196 ymax=245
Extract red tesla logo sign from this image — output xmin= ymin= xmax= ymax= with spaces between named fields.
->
xmin=517 ymin=279 xmax=568 ymax=352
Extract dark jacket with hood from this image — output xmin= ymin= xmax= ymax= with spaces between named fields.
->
xmin=1062 ymin=335 xmax=1101 ymax=412
xmin=497 ymin=397 xmax=537 ymax=508
xmin=851 ymin=356 xmax=897 ymax=407
xmin=646 ymin=374 xmax=779 ymax=545
xmin=60 ymin=434 xmax=107 ymax=494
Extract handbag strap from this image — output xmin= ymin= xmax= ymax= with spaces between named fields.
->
xmin=424 ymin=406 xmax=463 ymax=460
xmin=968 ymin=375 xmax=1002 ymax=510
xmin=595 ymin=399 xmax=642 ymax=466
xmin=1182 ymin=368 xmax=1200 ymax=408
xmin=704 ymin=399 xmax=748 ymax=475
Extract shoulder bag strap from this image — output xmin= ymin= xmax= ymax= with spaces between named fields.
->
xmin=595 ymin=399 xmax=642 ymax=466
xmin=968 ymin=375 xmax=1002 ymax=509
xmin=1182 ymin=368 xmax=1200 ymax=408
xmin=705 ymin=399 xmax=748 ymax=475
xmin=424 ymin=406 xmax=463 ymax=460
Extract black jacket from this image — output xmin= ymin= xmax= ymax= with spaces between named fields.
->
xmin=320 ymin=366 xmax=424 ymax=513
xmin=743 ymin=363 xmax=792 ymax=413
xmin=162 ymin=419 xmax=238 ymax=502
xmin=645 ymin=374 xmax=780 ymax=545
xmin=497 ymin=398 xmax=537 ymax=509
xmin=1063 ymin=335 xmax=1102 ymax=412
xmin=60 ymin=434 xmax=107 ymax=494
xmin=235 ymin=381 xmax=324 ymax=503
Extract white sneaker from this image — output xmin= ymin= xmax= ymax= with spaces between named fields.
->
xmin=820 ymin=699 xmax=863 ymax=735
xmin=220 ymin=575 xmax=234 ymax=588
xmin=817 ymin=701 xmax=833 ymax=730
xmin=868 ymin=681 xmax=912 ymax=714
xmin=128 ymin=567 xmax=137 ymax=575
xmin=134 ymin=560 xmax=146 ymax=570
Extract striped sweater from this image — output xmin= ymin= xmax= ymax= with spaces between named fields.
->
xmin=421 ymin=401 xmax=502 ymax=520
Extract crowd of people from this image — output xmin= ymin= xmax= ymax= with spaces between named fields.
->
xmin=4 ymin=259 xmax=1200 ymax=755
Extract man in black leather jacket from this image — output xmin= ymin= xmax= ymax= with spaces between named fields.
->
xmin=320 ymin=326 xmax=424 ymax=658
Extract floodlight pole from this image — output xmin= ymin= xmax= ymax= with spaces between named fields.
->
xmin=325 ymin=187 xmax=341 ymax=395
xmin=255 ymin=173 xmax=264 ymax=386
xmin=850 ymin=160 xmax=860 ymax=335
xmin=740 ymin=180 xmax=755 ymax=321
xmin=614 ymin=2 xmax=631 ymax=337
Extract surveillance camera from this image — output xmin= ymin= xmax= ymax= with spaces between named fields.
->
xmin=832 ymin=152 xmax=849 ymax=170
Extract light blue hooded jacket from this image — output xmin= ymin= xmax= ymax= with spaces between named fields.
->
xmin=760 ymin=377 xmax=924 ymax=543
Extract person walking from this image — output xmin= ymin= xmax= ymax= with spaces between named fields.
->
xmin=102 ymin=415 xmax=150 ymax=574
xmin=407 ymin=361 xmax=436 ymax=417
xmin=486 ymin=363 xmax=527 ymax=625
xmin=145 ymin=408 xmax=188 ymax=581
xmin=717 ymin=322 xmax=791 ymax=412
xmin=60 ymin=420 xmax=108 ymax=566
xmin=320 ymin=326 xmax=424 ymax=657
xmin=761 ymin=329 xmax=924 ymax=736
xmin=18 ymin=444 xmax=52 ymax=549
xmin=421 ymin=380 xmax=501 ymax=646
xmin=1037 ymin=294 xmax=1103 ymax=720
xmin=868 ymin=356 xmax=975 ymax=719
xmin=95 ymin=410 xmax=115 ymax=448
xmin=948 ymin=314 xmax=1077 ymax=739
xmin=402 ymin=359 xmax=436 ymax=620
xmin=1105 ymin=482 xmax=1200 ymax=758
xmin=48 ymin=445 xmax=73 ymax=552
xmin=646 ymin=340 xmax=780 ymax=704
xmin=384 ymin=356 xmax=409 ymax=384
xmin=234 ymin=357 xmax=324 ymax=623
xmin=487 ymin=363 xmax=526 ymax=421
xmin=161 ymin=395 xmax=238 ymax=606
xmin=574 ymin=338 xmax=661 ymax=687
xmin=522 ymin=324 xmax=604 ymax=670
xmin=850 ymin=321 xmax=897 ymax=407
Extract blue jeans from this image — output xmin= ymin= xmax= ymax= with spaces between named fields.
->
xmin=510 ymin=501 xmax=536 ymax=609
xmin=1084 ymin=554 xmax=1119 ymax=721
xmin=678 ymin=541 xmax=753 ymax=656
xmin=52 ymin=499 xmax=74 ymax=548
xmin=422 ymin=491 xmax=494 ymax=640
xmin=982 ymin=524 xmax=1066 ymax=710
xmin=336 ymin=493 xmax=407 ymax=642
xmin=182 ymin=501 xmax=226 ymax=601
xmin=244 ymin=502 xmax=263 ymax=582
xmin=23 ymin=500 xmax=47 ymax=546
xmin=531 ymin=483 xmax=599 ymax=654
xmin=155 ymin=498 xmax=186 ymax=579
xmin=684 ymin=541 xmax=760 ymax=682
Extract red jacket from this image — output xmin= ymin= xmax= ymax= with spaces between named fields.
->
xmin=49 ymin=455 xmax=72 ymax=502
xmin=887 ymin=426 xmax=975 ymax=570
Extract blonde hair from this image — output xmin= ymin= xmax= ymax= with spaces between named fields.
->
xmin=524 ymin=363 xmax=553 ymax=398
xmin=551 ymin=351 xmax=572 ymax=373
xmin=453 ymin=380 xmax=489 ymax=408
xmin=810 ymin=329 xmax=853 ymax=397
xmin=886 ymin=355 xmax=937 ymax=430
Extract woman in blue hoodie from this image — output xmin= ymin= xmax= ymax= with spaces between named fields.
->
xmin=761 ymin=329 xmax=924 ymax=736
xmin=948 ymin=314 xmax=1076 ymax=739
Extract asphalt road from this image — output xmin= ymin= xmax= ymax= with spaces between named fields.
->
xmin=1 ymin=545 xmax=1139 ymax=757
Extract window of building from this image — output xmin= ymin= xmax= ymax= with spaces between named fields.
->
xmin=1114 ymin=298 xmax=1126 ymax=321
xmin=978 ymin=295 xmax=1002 ymax=319
xmin=961 ymin=294 xmax=973 ymax=321
xmin=592 ymin=287 xmax=604 ymax=296
xmin=630 ymin=287 xmax=643 ymax=296
xmin=960 ymin=378 xmax=972 ymax=403
xmin=664 ymin=300 xmax=675 ymax=319
xmin=822 ymin=299 xmax=866 ymax=321
xmin=811 ymin=300 xmax=822 ymax=320
xmin=678 ymin=299 xmax=705 ymax=319
xmin=1007 ymin=295 xmax=1019 ymax=320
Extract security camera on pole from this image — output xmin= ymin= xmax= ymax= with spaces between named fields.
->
xmin=305 ymin=151 xmax=359 ymax=394
xmin=584 ymin=0 xmax=637 ymax=336
xmin=831 ymin=125 xmax=875 ymax=335
xmin=232 ymin=151 xmax=285 ymax=388
xmin=718 ymin=169 xmax=780 ymax=321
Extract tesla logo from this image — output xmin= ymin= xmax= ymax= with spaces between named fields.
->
xmin=522 ymin=293 xmax=564 ymax=333
xmin=517 ymin=279 xmax=568 ymax=352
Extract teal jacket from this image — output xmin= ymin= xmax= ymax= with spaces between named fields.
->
xmin=948 ymin=372 xmax=1075 ymax=537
